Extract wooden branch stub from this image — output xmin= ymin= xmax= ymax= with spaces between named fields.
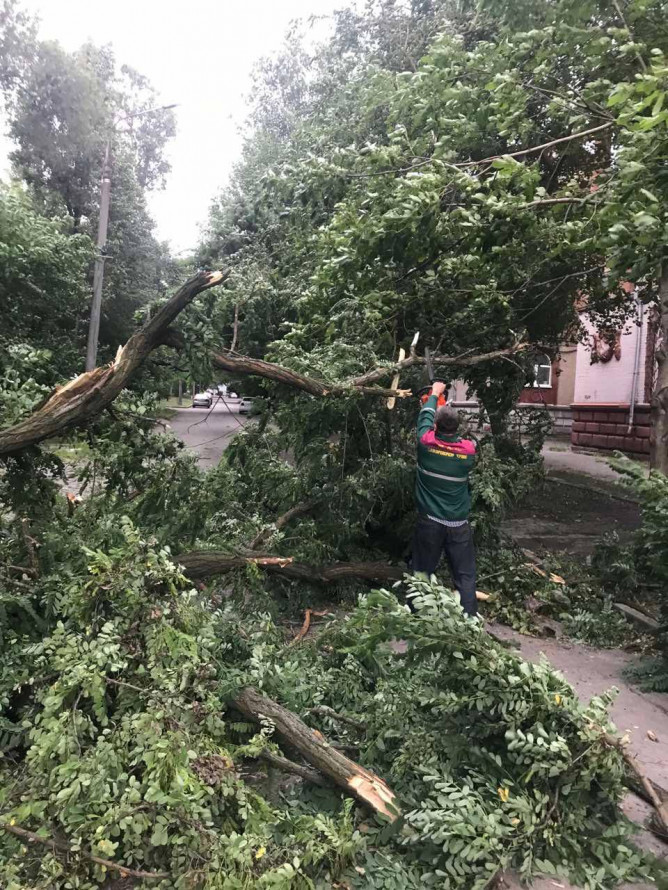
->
xmin=249 ymin=500 xmax=319 ymax=551
xmin=233 ymin=687 xmax=399 ymax=820
xmin=309 ymin=705 xmax=367 ymax=732
xmin=601 ymin=732 xmax=668 ymax=837
xmin=259 ymin=750 xmax=328 ymax=787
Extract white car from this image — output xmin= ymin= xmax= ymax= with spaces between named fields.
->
xmin=238 ymin=397 xmax=253 ymax=415
xmin=192 ymin=391 xmax=212 ymax=408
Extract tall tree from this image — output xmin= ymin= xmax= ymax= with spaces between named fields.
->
xmin=0 ymin=9 xmax=176 ymax=356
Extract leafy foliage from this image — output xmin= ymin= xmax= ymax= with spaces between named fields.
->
xmin=591 ymin=458 xmax=668 ymax=688
xmin=0 ymin=523 xmax=647 ymax=888
xmin=0 ymin=185 xmax=93 ymax=379
xmin=0 ymin=3 xmax=178 ymax=356
xmin=4 ymin=0 xmax=668 ymax=884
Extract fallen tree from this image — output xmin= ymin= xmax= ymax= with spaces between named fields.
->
xmin=0 ymin=269 xmax=530 ymax=457
xmin=178 ymin=551 xmax=405 ymax=584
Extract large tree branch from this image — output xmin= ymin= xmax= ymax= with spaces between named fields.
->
xmin=0 ymin=271 xmax=229 ymax=456
xmin=233 ymin=687 xmax=399 ymax=820
xmin=211 ymin=351 xmax=410 ymax=399
xmin=351 ymin=342 xmax=530 ymax=387
xmin=0 ymin=270 xmax=528 ymax=457
xmin=179 ymin=551 xmax=405 ymax=585
xmin=179 ymin=551 xmax=490 ymax=602
xmin=0 ymin=821 xmax=169 ymax=880
xmin=212 ymin=343 xmax=529 ymax=397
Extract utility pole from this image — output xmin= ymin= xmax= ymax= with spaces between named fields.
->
xmin=84 ymin=103 xmax=178 ymax=371
xmin=85 ymin=140 xmax=111 ymax=371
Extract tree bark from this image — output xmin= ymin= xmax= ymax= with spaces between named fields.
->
xmin=211 ymin=351 xmax=410 ymax=399
xmin=650 ymin=267 xmax=668 ymax=473
xmin=0 ymin=270 xmax=229 ymax=456
xmin=233 ymin=687 xmax=399 ymax=820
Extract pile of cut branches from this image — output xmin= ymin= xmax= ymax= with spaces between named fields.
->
xmin=0 ymin=520 xmax=649 ymax=889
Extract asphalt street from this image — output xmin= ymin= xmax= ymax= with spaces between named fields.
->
xmin=167 ymin=398 xmax=249 ymax=468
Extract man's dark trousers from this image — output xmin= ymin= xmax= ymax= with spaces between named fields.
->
xmin=411 ymin=514 xmax=477 ymax=616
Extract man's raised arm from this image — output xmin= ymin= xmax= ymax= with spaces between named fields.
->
xmin=417 ymin=382 xmax=447 ymax=440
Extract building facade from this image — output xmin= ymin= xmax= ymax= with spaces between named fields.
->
xmin=570 ymin=303 xmax=655 ymax=455
xmin=449 ymin=299 xmax=657 ymax=455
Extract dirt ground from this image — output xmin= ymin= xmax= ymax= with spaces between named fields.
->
xmin=508 ymin=476 xmax=640 ymax=557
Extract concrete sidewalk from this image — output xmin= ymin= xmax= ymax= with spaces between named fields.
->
xmin=541 ymin=438 xmax=648 ymax=490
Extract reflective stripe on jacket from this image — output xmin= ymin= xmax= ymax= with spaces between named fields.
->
xmin=415 ymin=395 xmax=476 ymax=521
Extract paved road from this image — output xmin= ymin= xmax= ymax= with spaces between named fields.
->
xmin=167 ymin=400 xmax=249 ymax=468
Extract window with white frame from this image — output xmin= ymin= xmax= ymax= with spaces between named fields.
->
xmin=531 ymin=354 xmax=552 ymax=388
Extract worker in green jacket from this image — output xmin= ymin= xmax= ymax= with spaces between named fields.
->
xmin=412 ymin=381 xmax=477 ymax=616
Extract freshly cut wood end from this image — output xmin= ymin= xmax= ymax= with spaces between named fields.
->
xmin=476 ymin=590 xmax=491 ymax=601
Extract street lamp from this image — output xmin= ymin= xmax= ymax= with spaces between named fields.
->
xmin=85 ymin=103 xmax=179 ymax=371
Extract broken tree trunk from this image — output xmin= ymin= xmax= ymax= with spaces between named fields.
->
xmin=0 ymin=271 xmax=229 ymax=456
xmin=233 ymin=687 xmax=398 ymax=820
xmin=650 ymin=267 xmax=668 ymax=473
xmin=178 ymin=551 xmax=405 ymax=584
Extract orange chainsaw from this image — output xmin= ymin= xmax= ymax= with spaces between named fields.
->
xmin=418 ymin=348 xmax=449 ymax=408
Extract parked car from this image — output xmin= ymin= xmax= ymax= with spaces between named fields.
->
xmin=192 ymin=391 xmax=212 ymax=408
xmin=238 ymin=397 xmax=253 ymax=415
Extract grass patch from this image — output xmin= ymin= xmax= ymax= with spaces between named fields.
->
xmin=156 ymin=396 xmax=183 ymax=418
xmin=47 ymin=439 xmax=92 ymax=463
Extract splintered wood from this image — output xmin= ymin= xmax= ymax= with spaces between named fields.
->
xmin=233 ymin=687 xmax=400 ymax=820
xmin=348 ymin=770 xmax=398 ymax=821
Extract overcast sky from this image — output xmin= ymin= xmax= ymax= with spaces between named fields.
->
xmin=0 ymin=0 xmax=347 ymax=252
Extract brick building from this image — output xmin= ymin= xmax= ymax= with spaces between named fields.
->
xmin=570 ymin=301 xmax=656 ymax=456
xmin=449 ymin=295 xmax=657 ymax=455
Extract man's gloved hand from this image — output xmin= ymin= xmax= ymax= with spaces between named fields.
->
xmin=431 ymin=381 xmax=447 ymax=398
